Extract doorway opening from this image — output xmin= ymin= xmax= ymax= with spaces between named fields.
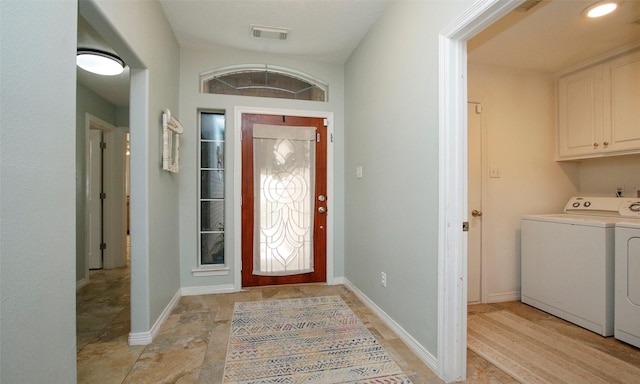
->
xmin=76 ymin=3 xmax=137 ymax=369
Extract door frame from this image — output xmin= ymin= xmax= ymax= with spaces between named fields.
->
xmin=438 ymin=0 xmax=523 ymax=381
xmin=234 ymin=106 xmax=334 ymax=291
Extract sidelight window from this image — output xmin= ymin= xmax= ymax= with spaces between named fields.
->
xmin=199 ymin=112 xmax=225 ymax=267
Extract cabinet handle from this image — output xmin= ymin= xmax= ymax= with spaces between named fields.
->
xmin=593 ymin=143 xmax=599 ymax=147
xmin=603 ymin=142 xmax=609 ymax=146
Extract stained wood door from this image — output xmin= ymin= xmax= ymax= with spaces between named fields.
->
xmin=241 ymin=114 xmax=327 ymax=287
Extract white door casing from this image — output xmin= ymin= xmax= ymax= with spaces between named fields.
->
xmin=438 ymin=0 xmax=523 ymax=381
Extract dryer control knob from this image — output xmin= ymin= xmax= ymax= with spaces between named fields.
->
xmin=619 ymin=201 xmax=640 ymax=217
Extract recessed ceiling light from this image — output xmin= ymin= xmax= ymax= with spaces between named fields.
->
xmin=77 ymin=48 xmax=125 ymax=76
xmin=583 ymin=1 xmax=619 ymax=18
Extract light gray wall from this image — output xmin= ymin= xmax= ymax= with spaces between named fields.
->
xmin=82 ymin=0 xmax=181 ymax=332
xmin=178 ymin=45 xmax=345 ymax=288
xmin=76 ymin=83 xmax=118 ymax=282
xmin=116 ymin=106 xmax=130 ymax=128
xmin=344 ymin=0 xmax=474 ymax=356
xmin=0 ymin=0 xmax=78 ymax=382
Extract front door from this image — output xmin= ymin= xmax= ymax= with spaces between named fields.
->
xmin=241 ymin=113 xmax=327 ymax=287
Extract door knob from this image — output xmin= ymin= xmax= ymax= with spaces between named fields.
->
xmin=318 ymin=207 xmax=327 ymax=214
xmin=471 ymin=210 xmax=482 ymax=217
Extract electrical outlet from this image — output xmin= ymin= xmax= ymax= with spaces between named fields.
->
xmin=616 ymin=186 xmax=625 ymax=197
xmin=381 ymin=272 xmax=387 ymax=288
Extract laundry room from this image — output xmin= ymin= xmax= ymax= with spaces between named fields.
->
xmin=465 ymin=0 xmax=640 ymax=306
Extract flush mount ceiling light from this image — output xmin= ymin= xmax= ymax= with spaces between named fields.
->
xmin=250 ymin=25 xmax=289 ymax=40
xmin=77 ymin=48 xmax=125 ymax=76
xmin=583 ymin=1 xmax=620 ymax=18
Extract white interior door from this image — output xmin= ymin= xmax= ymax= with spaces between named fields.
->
xmin=88 ymin=128 xmax=103 ymax=269
xmin=102 ymin=128 xmax=127 ymax=269
xmin=468 ymin=102 xmax=483 ymax=303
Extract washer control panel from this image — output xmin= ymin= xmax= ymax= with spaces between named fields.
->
xmin=564 ymin=197 xmax=640 ymax=218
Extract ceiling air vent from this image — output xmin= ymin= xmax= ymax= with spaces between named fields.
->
xmin=515 ymin=0 xmax=543 ymax=12
xmin=251 ymin=25 xmax=289 ymax=40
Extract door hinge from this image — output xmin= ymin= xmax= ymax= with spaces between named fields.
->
xmin=100 ymin=141 xmax=107 ymax=149
xmin=330 ymin=133 xmax=334 ymax=143
xmin=100 ymin=242 xmax=107 ymax=250
xmin=317 ymin=133 xmax=321 ymax=142
xmin=475 ymin=104 xmax=483 ymax=114
xmin=100 ymin=192 xmax=106 ymax=199
xmin=462 ymin=221 xmax=469 ymax=232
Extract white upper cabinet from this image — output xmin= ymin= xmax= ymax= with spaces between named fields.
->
xmin=557 ymin=49 xmax=640 ymax=160
xmin=604 ymin=51 xmax=640 ymax=153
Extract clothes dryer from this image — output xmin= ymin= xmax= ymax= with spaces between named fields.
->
xmin=615 ymin=218 xmax=640 ymax=348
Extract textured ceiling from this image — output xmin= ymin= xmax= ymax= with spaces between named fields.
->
xmin=158 ymin=0 xmax=390 ymax=63
xmin=469 ymin=0 xmax=640 ymax=73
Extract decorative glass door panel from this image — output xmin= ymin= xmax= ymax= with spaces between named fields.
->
xmin=242 ymin=114 xmax=327 ymax=287
xmin=253 ymin=124 xmax=316 ymax=275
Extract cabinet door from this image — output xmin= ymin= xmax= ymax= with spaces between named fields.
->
xmin=557 ymin=66 xmax=603 ymax=158
xmin=604 ymin=51 xmax=640 ymax=152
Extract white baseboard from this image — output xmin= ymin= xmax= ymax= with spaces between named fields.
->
xmin=342 ymin=278 xmax=439 ymax=373
xmin=487 ymin=290 xmax=520 ymax=303
xmin=128 ymin=289 xmax=182 ymax=346
xmin=128 ymin=329 xmax=153 ymax=346
xmin=76 ymin=277 xmax=89 ymax=291
xmin=181 ymin=284 xmax=237 ymax=296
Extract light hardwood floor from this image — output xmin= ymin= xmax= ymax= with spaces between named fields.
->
xmin=76 ymin=267 xmax=640 ymax=383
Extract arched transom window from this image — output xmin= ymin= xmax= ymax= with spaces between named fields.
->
xmin=200 ymin=64 xmax=328 ymax=102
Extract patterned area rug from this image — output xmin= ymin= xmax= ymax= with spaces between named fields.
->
xmin=468 ymin=310 xmax=640 ymax=384
xmin=223 ymin=296 xmax=412 ymax=383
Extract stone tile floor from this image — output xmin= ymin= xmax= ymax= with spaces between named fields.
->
xmin=76 ymin=266 xmax=639 ymax=383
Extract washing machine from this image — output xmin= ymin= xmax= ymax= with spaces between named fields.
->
xmin=521 ymin=197 xmax=639 ymax=337
xmin=614 ymin=200 xmax=640 ymax=347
